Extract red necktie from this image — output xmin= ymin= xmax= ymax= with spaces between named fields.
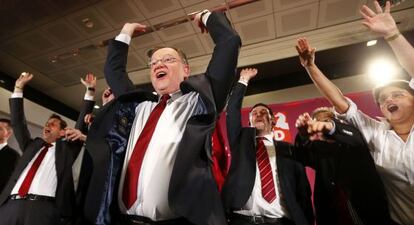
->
xmin=256 ymin=137 xmax=277 ymax=203
xmin=18 ymin=143 xmax=51 ymax=197
xmin=122 ymin=94 xmax=170 ymax=209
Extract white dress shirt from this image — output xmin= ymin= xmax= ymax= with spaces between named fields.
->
xmin=236 ymin=134 xmax=290 ymax=219
xmin=337 ymin=97 xmax=414 ymax=225
xmin=11 ymin=142 xmax=57 ymax=197
xmin=117 ymin=91 xmax=200 ymax=220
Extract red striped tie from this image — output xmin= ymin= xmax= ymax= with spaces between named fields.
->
xmin=18 ymin=143 xmax=52 ymax=197
xmin=256 ymin=137 xmax=277 ymax=203
xmin=122 ymin=94 xmax=170 ymax=209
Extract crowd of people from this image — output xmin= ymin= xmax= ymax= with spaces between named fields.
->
xmin=0 ymin=1 xmax=412 ymax=225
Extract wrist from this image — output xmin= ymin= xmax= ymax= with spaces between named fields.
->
xmin=14 ymin=85 xmax=23 ymax=91
xmin=239 ymin=76 xmax=249 ymax=85
xmin=87 ymin=87 xmax=95 ymax=92
xmin=384 ymin=28 xmax=400 ymax=40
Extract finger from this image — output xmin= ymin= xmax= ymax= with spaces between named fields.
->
xmin=359 ymin=9 xmax=372 ymax=21
xmin=295 ymin=45 xmax=302 ymax=54
xmin=384 ymin=1 xmax=391 ymax=13
xmin=374 ymin=1 xmax=383 ymax=14
xmin=360 ymin=5 xmax=376 ymax=17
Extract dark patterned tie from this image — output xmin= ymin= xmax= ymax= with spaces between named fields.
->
xmin=256 ymin=137 xmax=276 ymax=203
xmin=122 ymin=94 xmax=170 ymax=209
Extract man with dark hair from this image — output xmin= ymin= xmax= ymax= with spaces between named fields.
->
xmin=222 ymin=68 xmax=314 ymax=225
xmin=83 ymin=9 xmax=241 ymax=225
xmin=0 ymin=73 xmax=84 ymax=225
xmin=293 ymin=108 xmax=392 ymax=225
xmin=0 ymin=118 xmax=20 ymax=193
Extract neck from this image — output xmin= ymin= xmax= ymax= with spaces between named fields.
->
xmin=257 ymin=130 xmax=272 ymax=137
xmin=392 ymin=121 xmax=413 ymax=136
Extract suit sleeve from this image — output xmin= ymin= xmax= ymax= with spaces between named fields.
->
xmin=226 ymin=82 xmax=246 ymax=150
xmin=204 ymin=12 xmax=241 ymax=113
xmin=329 ymin=119 xmax=367 ymax=148
xmin=75 ymin=99 xmax=95 ymax=133
xmin=293 ymin=134 xmax=315 ymax=168
xmin=104 ymin=40 xmax=136 ymax=97
xmin=9 ymin=98 xmax=32 ymax=152
xmin=295 ymin=163 xmax=315 ymax=225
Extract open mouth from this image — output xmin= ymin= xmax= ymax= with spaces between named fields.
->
xmin=156 ymin=71 xmax=167 ymax=79
xmin=387 ymin=104 xmax=399 ymax=113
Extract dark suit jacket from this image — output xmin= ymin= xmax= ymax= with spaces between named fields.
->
xmin=222 ymin=82 xmax=314 ymax=225
xmin=0 ymin=145 xmax=20 ymax=193
xmin=83 ymin=11 xmax=241 ymax=225
xmin=0 ymin=98 xmax=83 ymax=222
xmin=293 ymin=119 xmax=392 ymax=225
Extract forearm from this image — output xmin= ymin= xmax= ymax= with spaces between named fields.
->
xmin=386 ymin=33 xmax=414 ymax=77
xmin=305 ymin=64 xmax=349 ymax=113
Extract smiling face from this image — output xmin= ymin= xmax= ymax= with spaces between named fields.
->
xmin=42 ymin=117 xmax=66 ymax=143
xmin=250 ymin=105 xmax=275 ymax=136
xmin=149 ymin=47 xmax=190 ymax=95
xmin=378 ymin=86 xmax=414 ymax=126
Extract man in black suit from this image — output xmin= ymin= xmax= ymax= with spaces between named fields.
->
xmin=222 ymin=68 xmax=314 ymax=225
xmin=83 ymin=10 xmax=240 ymax=225
xmin=293 ymin=108 xmax=393 ymax=225
xmin=0 ymin=118 xmax=20 ymax=193
xmin=0 ymin=73 xmax=84 ymax=225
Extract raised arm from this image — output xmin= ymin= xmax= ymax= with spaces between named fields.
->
xmin=201 ymin=11 xmax=241 ymax=113
xmin=226 ymin=68 xmax=257 ymax=148
xmin=360 ymin=1 xmax=414 ymax=77
xmin=76 ymin=73 xmax=96 ymax=133
xmin=9 ymin=72 xmax=34 ymax=151
xmin=296 ymin=38 xmax=350 ymax=113
xmin=104 ymin=23 xmax=146 ymax=97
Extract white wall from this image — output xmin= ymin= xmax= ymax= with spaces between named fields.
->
xmin=0 ymin=87 xmax=75 ymax=153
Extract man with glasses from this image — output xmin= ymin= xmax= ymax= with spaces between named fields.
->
xmin=83 ymin=9 xmax=241 ymax=225
xmin=294 ymin=1 xmax=414 ymax=221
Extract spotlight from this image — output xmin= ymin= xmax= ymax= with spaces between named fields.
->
xmin=367 ymin=58 xmax=399 ymax=85
xmin=367 ymin=40 xmax=377 ymax=47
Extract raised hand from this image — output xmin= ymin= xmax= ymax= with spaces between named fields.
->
xmin=15 ymin=72 xmax=34 ymax=91
xmin=120 ymin=23 xmax=147 ymax=37
xmin=295 ymin=113 xmax=312 ymax=136
xmin=194 ymin=10 xmax=209 ymax=33
xmin=296 ymin=38 xmax=316 ymax=68
xmin=102 ymin=87 xmax=114 ymax=106
xmin=360 ymin=1 xmax=398 ymax=37
xmin=240 ymin=68 xmax=258 ymax=83
xmin=306 ymin=120 xmax=334 ymax=141
xmin=81 ymin=73 xmax=97 ymax=89
xmin=65 ymin=128 xmax=86 ymax=142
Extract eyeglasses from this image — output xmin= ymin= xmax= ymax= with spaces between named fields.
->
xmin=148 ymin=55 xmax=181 ymax=68
xmin=378 ymin=90 xmax=408 ymax=105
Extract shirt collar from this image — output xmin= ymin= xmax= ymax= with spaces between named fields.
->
xmin=256 ymin=133 xmax=274 ymax=142
xmin=0 ymin=142 xmax=7 ymax=151
xmin=158 ymin=90 xmax=182 ymax=102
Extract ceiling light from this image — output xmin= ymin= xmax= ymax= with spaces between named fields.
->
xmin=367 ymin=40 xmax=377 ymax=47
xmin=367 ymin=58 xmax=399 ymax=85
xmin=94 ymin=105 xmax=100 ymax=109
xmin=82 ymin=18 xmax=94 ymax=28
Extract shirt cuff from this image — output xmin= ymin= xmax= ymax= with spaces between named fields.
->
xmin=409 ymin=78 xmax=414 ymax=90
xmin=201 ymin=10 xmax=211 ymax=26
xmin=11 ymin=92 xmax=23 ymax=98
xmin=115 ymin=33 xmax=132 ymax=45
xmin=333 ymin=97 xmax=357 ymax=121
xmin=328 ymin=121 xmax=336 ymax=135
xmin=84 ymin=94 xmax=94 ymax=101
xmin=238 ymin=80 xmax=248 ymax=86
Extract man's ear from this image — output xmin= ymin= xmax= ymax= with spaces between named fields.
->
xmin=59 ymin=129 xmax=66 ymax=137
xmin=270 ymin=114 xmax=276 ymax=126
xmin=183 ymin=64 xmax=190 ymax=79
